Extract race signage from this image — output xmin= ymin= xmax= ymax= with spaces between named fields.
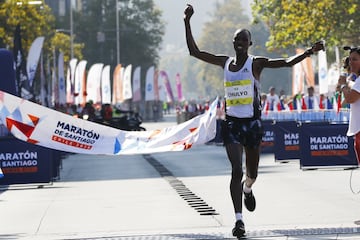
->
xmin=274 ymin=121 xmax=300 ymax=161
xmin=0 ymin=90 xmax=217 ymax=156
xmin=261 ymin=120 xmax=275 ymax=153
xmin=299 ymin=122 xmax=358 ymax=169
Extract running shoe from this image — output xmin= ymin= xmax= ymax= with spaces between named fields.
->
xmin=243 ymin=182 xmax=256 ymax=212
xmin=232 ymin=219 xmax=246 ymax=238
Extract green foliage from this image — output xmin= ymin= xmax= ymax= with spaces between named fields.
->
xmin=181 ymin=0 xmax=304 ymax=98
xmin=252 ymin=0 xmax=360 ymax=51
xmin=0 ymin=1 xmax=84 ymax=64
xmin=0 ymin=0 xmax=55 ymax=55
xmin=187 ymin=0 xmax=251 ymax=98
xmin=72 ymin=0 xmax=165 ymax=70
xmin=51 ymin=32 xmax=84 ymax=64
xmin=182 ymin=0 xmax=293 ymax=97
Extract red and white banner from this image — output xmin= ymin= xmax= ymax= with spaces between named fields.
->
xmin=0 ymin=90 xmax=217 ymax=155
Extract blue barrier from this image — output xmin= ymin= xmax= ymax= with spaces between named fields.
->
xmin=299 ymin=122 xmax=358 ymax=169
xmin=0 ymin=136 xmax=65 ymax=185
xmin=261 ymin=120 xmax=275 ymax=153
xmin=270 ymin=120 xmax=358 ymax=169
xmin=0 ymin=137 xmax=54 ymax=185
xmin=273 ymin=121 xmax=300 ymax=162
xmin=0 ymin=49 xmax=64 ymax=185
xmin=0 ymin=49 xmax=16 ymax=95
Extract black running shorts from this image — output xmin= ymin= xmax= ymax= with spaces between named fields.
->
xmin=221 ymin=115 xmax=264 ymax=148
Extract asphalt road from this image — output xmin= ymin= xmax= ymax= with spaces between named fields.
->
xmin=1 ymin=114 xmax=360 ymax=240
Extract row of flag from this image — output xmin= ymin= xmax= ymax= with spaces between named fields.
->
xmin=263 ymin=93 xmax=344 ymax=114
xmin=60 ymin=62 xmax=185 ymax=107
xmin=292 ymin=48 xmax=341 ymax=97
xmin=13 ymin=24 xmax=44 ymax=101
xmin=12 ymin=24 xmax=186 ymax=108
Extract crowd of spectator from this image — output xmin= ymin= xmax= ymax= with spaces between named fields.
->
xmin=261 ymin=85 xmax=348 ymax=115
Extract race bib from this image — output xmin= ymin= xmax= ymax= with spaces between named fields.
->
xmin=224 ymin=79 xmax=254 ymax=106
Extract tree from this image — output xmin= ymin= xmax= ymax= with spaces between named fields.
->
xmin=182 ymin=0 xmax=293 ymax=97
xmin=250 ymin=20 xmax=294 ymax=95
xmin=71 ymin=0 xmax=165 ymax=71
xmin=50 ymin=32 xmax=84 ymax=64
xmin=184 ymin=0 xmax=251 ymax=98
xmin=252 ymin=0 xmax=360 ymax=51
xmin=0 ymin=1 xmax=55 ymax=54
xmin=180 ymin=0 xmax=302 ymax=98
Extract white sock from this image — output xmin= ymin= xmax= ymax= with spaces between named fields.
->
xmin=244 ymin=177 xmax=255 ymax=193
xmin=235 ymin=212 xmax=243 ymax=221
xmin=243 ymin=183 xmax=252 ymax=194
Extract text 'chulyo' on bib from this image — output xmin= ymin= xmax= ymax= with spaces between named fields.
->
xmin=224 ymin=79 xmax=254 ymax=106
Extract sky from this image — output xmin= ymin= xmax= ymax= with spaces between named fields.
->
xmin=153 ymin=0 xmax=252 ymax=55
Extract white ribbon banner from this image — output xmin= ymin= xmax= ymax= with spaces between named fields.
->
xmin=0 ymin=90 xmax=217 ymax=156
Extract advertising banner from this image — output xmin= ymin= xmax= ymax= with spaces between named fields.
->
xmin=0 ymin=137 xmax=53 ymax=185
xmin=261 ymin=120 xmax=275 ymax=153
xmin=132 ymin=66 xmax=141 ymax=102
xmin=86 ymin=63 xmax=103 ymax=104
xmin=112 ymin=64 xmax=123 ymax=104
xmin=274 ymin=121 xmax=300 ymax=161
xmin=101 ymin=65 xmax=111 ymax=104
xmin=145 ymin=66 xmax=155 ymax=101
xmin=299 ymin=122 xmax=358 ymax=169
xmin=0 ymin=90 xmax=217 ymax=155
xmin=123 ymin=64 xmax=132 ymax=100
xmin=27 ymin=37 xmax=44 ymax=87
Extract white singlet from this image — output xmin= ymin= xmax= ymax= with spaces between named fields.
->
xmin=224 ymin=56 xmax=261 ymax=118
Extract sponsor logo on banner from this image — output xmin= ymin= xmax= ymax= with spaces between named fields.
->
xmin=53 ymin=121 xmax=100 ymax=150
xmin=5 ymin=114 xmax=40 ymax=144
xmin=284 ymin=132 xmax=299 ymax=151
xmin=0 ymin=90 xmax=217 ymax=155
xmin=262 ymin=129 xmax=274 ymax=147
xmin=309 ymin=135 xmax=349 ymax=156
xmin=0 ymin=150 xmax=38 ymax=174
